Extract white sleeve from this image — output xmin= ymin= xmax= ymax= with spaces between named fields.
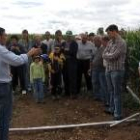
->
xmin=0 ymin=45 xmax=28 ymax=66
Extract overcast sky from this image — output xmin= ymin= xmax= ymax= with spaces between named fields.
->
xmin=0 ymin=0 xmax=140 ymax=34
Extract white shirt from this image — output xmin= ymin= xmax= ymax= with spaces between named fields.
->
xmin=0 ymin=44 xmax=28 ymax=83
xmin=77 ymin=41 xmax=96 ymax=60
xmin=42 ymin=38 xmax=53 ymax=53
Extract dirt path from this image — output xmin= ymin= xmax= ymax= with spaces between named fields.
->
xmin=9 ymin=95 xmax=140 ymax=140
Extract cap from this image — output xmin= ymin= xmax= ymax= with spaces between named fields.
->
xmin=75 ymin=35 xmax=81 ymax=40
xmin=66 ymin=30 xmax=73 ymax=36
xmin=40 ymin=54 xmax=49 ymax=60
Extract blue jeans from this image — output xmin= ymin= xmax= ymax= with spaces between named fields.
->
xmin=0 ymin=83 xmax=12 ymax=140
xmin=92 ymin=70 xmax=107 ymax=102
xmin=105 ymin=70 xmax=124 ymax=118
xmin=33 ymin=78 xmax=44 ymax=102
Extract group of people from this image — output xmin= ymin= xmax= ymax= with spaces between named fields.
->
xmin=0 ymin=24 xmax=127 ymax=140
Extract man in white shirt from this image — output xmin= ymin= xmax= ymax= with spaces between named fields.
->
xmin=77 ymin=33 xmax=96 ymax=94
xmin=42 ymin=31 xmax=53 ymax=54
xmin=0 ymin=27 xmax=40 ymax=140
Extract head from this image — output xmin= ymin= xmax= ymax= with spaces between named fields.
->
xmin=93 ymin=36 xmax=102 ymax=48
xmin=88 ymin=32 xmax=95 ymax=42
xmin=22 ymin=29 xmax=29 ymax=40
xmin=45 ymin=31 xmax=51 ymax=40
xmin=34 ymin=34 xmax=42 ymax=45
xmin=81 ymin=34 xmax=88 ymax=44
xmin=33 ymin=56 xmax=40 ymax=63
xmin=55 ymin=30 xmax=62 ymax=42
xmin=54 ymin=46 xmax=60 ymax=54
xmin=75 ymin=35 xmax=81 ymax=41
xmin=0 ymin=27 xmax=7 ymax=45
xmin=66 ymin=30 xmax=73 ymax=41
xmin=11 ymin=35 xmax=19 ymax=45
xmin=102 ymin=35 xmax=110 ymax=47
xmin=105 ymin=24 xmax=119 ymax=39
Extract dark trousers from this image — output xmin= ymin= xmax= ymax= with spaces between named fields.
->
xmin=11 ymin=65 xmax=26 ymax=91
xmin=51 ymin=72 xmax=62 ymax=96
xmin=0 ymin=83 xmax=12 ymax=140
xmin=77 ymin=59 xmax=92 ymax=94
xmin=63 ymin=58 xmax=77 ymax=96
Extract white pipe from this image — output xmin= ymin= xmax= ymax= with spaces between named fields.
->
xmin=110 ymin=113 xmax=140 ymax=127
xmin=9 ymin=119 xmax=137 ymax=132
xmin=126 ymin=86 xmax=140 ymax=105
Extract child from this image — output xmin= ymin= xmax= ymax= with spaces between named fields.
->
xmin=40 ymin=54 xmax=50 ymax=95
xmin=30 ymin=56 xmax=45 ymax=103
xmin=48 ymin=46 xmax=65 ymax=100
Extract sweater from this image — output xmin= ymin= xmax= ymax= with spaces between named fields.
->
xmin=30 ymin=62 xmax=45 ymax=83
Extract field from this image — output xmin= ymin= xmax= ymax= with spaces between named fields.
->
xmin=9 ymin=94 xmax=140 ymax=140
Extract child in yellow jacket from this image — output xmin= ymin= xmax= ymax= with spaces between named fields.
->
xmin=48 ymin=46 xmax=65 ymax=100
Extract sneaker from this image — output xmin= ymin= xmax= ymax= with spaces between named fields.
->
xmin=28 ymin=87 xmax=32 ymax=92
xmin=52 ymin=96 xmax=56 ymax=100
xmin=104 ymin=108 xmax=113 ymax=115
xmin=22 ymin=90 xmax=27 ymax=95
xmin=113 ymin=116 xmax=122 ymax=120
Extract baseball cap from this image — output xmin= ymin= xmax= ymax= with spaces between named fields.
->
xmin=66 ymin=30 xmax=73 ymax=36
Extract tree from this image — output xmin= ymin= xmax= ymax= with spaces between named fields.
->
xmin=97 ymin=27 xmax=104 ymax=35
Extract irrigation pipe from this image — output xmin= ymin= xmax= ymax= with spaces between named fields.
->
xmin=9 ymin=86 xmax=140 ymax=132
xmin=126 ymin=86 xmax=140 ymax=105
xmin=10 ymin=119 xmax=137 ymax=132
xmin=110 ymin=86 xmax=140 ymax=127
xmin=110 ymin=113 xmax=140 ymax=127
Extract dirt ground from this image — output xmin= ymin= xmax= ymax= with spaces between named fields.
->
xmin=9 ymin=94 xmax=140 ymax=140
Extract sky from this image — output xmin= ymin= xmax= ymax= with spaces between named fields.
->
xmin=0 ymin=0 xmax=140 ymax=34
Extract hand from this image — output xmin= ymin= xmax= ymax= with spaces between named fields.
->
xmin=11 ymin=46 xmax=16 ymax=50
xmin=51 ymin=69 xmax=55 ymax=74
xmin=27 ymin=48 xmax=41 ymax=57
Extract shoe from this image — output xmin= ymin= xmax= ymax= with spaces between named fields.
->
xmin=104 ymin=108 xmax=113 ymax=115
xmin=22 ymin=90 xmax=27 ymax=95
xmin=52 ymin=96 xmax=57 ymax=100
xmin=113 ymin=116 xmax=122 ymax=120
xmin=56 ymin=95 xmax=60 ymax=99
xmin=28 ymin=87 xmax=32 ymax=92
xmin=70 ymin=95 xmax=78 ymax=99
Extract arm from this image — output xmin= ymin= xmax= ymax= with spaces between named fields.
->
xmin=0 ymin=45 xmax=40 ymax=66
xmin=103 ymin=41 xmax=126 ymax=60
xmin=41 ymin=64 xmax=45 ymax=82
xmin=30 ymin=63 xmax=33 ymax=83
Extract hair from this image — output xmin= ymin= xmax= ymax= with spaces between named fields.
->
xmin=11 ymin=35 xmax=19 ymax=41
xmin=102 ymin=35 xmax=110 ymax=42
xmin=55 ymin=30 xmax=62 ymax=35
xmin=93 ymin=35 xmax=102 ymax=42
xmin=22 ymin=29 xmax=28 ymax=34
xmin=89 ymin=32 xmax=95 ymax=37
xmin=45 ymin=31 xmax=50 ymax=35
xmin=0 ymin=27 xmax=5 ymax=36
xmin=105 ymin=24 xmax=118 ymax=32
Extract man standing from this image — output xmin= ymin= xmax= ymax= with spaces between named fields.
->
xmin=77 ymin=33 xmax=96 ymax=94
xmin=50 ymin=30 xmax=65 ymax=53
xmin=42 ymin=31 xmax=53 ymax=54
xmin=62 ymin=31 xmax=78 ymax=98
xmin=18 ymin=29 xmax=32 ymax=92
xmin=102 ymin=24 xmax=127 ymax=120
xmin=0 ymin=27 xmax=40 ymax=140
xmin=91 ymin=36 xmax=108 ymax=104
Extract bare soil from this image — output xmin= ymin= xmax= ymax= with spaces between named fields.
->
xmin=9 ymin=94 xmax=140 ymax=140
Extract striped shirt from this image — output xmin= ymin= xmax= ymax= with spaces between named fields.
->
xmin=102 ymin=35 xmax=127 ymax=72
